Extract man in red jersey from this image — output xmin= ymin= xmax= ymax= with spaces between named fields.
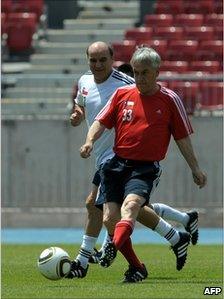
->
xmin=80 ymin=46 xmax=207 ymax=282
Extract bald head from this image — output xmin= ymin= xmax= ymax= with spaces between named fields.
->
xmin=86 ymin=41 xmax=113 ymax=58
xmin=86 ymin=41 xmax=114 ymax=83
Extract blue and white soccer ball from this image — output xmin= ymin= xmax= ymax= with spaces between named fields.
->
xmin=37 ymin=247 xmax=71 ymax=280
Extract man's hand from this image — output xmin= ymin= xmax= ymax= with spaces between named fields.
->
xmin=80 ymin=142 xmax=93 ymax=158
xmin=192 ymin=169 xmax=207 ymax=188
xmin=70 ymin=106 xmax=84 ymax=126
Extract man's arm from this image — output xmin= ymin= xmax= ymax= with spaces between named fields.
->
xmin=80 ymin=120 xmax=106 ymax=158
xmin=70 ymin=104 xmax=85 ymax=126
xmin=175 ymin=136 xmax=207 ymax=188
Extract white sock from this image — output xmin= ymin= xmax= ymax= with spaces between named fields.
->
xmin=99 ymin=231 xmax=113 ymax=252
xmin=152 ymin=203 xmax=190 ymax=227
xmin=76 ymin=235 xmax=97 ymax=268
xmin=154 ymin=218 xmax=180 ymax=246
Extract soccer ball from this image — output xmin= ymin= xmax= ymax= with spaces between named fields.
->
xmin=37 ymin=247 xmax=71 ymax=280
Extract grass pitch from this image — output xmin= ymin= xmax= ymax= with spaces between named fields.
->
xmin=2 ymin=244 xmax=223 ymax=299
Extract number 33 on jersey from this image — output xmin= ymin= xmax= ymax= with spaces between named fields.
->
xmin=122 ymin=101 xmax=134 ymax=121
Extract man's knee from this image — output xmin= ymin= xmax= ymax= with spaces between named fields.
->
xmin=85 ymin=193 xmax=97 ymax=211
xmin=103 ymin=211 xmax=119 ymax=229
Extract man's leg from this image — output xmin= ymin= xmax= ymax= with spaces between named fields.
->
xmin=151 ymin=203 xmax=199 ymax=245
xmin=101 ymin=195 xmax=148 ymax=283
xmin=137 ymin=206 xmax=190 ymax=270
xmin=66 ymin=184 xmax=102 ymax=279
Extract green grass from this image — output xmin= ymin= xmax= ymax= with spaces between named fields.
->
xmin=2 ymin=244 xmax=223 ymax=299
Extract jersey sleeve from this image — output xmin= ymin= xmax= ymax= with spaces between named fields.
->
xmin=169 ymin=91 xmax=193 ymax=140
xmin=74 ymin=79 xmax=86 ymax=107
xmin=95 ymin=89 xmax=119 ymax=129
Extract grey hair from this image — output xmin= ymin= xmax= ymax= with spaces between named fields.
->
xmin=130 ymin=47 xmax=161 ymax=69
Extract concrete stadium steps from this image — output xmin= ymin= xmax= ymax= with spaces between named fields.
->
xmin=15 ymin=76 xmax=77 ymax=88
xmin=31 ymin=54 xmax=86 ymax=66
xmin=23 ymin=64 xmax=87 ymax=75
xmin=77 ymin=1 xmax=139 ymax=19
xmin=78 ymin=1 xmax=138 ymax=9
xmin=37 ymin=41 xmax=89 ymax=54
xmin=63 ymin=19 xmax=135 ymax=30
xmin=79 ymin=10 xmax=138 ymax=19
xmin=4 ymin=87 xmax=72 ymax=99
xmin=46 ymin=29 xmax=124 ymax=43
xmin=2 ymin=99 xmax=70 ymax=114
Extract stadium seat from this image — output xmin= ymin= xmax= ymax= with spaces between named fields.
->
xmin=174 ymin=14 xmax=204 ymax=27
xmin=146 ymin=40 xmax=168 ymax=60
xmin=205 ymin=14 xmax=223 ymax=27
xmin=144 ymin=14 xmax=174 ymax=28
xmin=198 ymin=81 xmax=223 ymax=110
xmin=214 ymin=0 xmax=223 ymax=14
xmin=169 ymin=81 xmax=200 ymax=115
xmin=124 ymin=27 xmax=153 ymax=44
xmin=112 ymin=40 xmax=136 ymax=62
xmin=11 ymin=0 xmax=44 ymax=20
xmin=160 ymin=61 xmax=189 ymax=73
xmin=183 ymin=0 xmax=214 ymax=14
xmin=198 ymin=40 xmax=223 ymax=61
xmin=190 ymin=61 xmax=220 ymax=73
xmin=153 ymin=26 xmax=183 ymax=40
xmin=7 ymin=12 xmax=37 ymax=28
xmin=185 ymin=26 xmax=214 ymax=41
xmin=214 ymin=26 xmax=223 ymax=40
xmin=154 ymin=0 xmax=184 ymax=14
xmin=167 ymin=40 xmax=198 ymax=61
xmin=1 ymin=0 xmax=12 ymax=13
xmin=1 ymin=13 xmax=7 ymax=35
xmin=6 ymin=12 xmax=37 ymax=52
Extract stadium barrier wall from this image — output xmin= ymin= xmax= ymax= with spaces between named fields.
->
xmin=1 ymin=115 xmax=222 ymax=227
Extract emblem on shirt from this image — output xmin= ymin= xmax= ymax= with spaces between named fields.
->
xmin=81 ymin=87 xmax=88 ymax=96
xmin=122 ymin=100 xmax=134 ymax=122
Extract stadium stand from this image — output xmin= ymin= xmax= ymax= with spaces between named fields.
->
xmin=2 ymin=0 xmax=223 ymax=114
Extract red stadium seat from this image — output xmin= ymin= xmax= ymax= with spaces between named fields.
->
xmin=153 ymin=26 xmax=183 ymax=40
xmin=125 ymin=27 xmax=153 ymax=44
xmin=160 ymin=61 xmax=189 ymax=73
xmin=148 ymin=40 xmax=168 ymax=59
xmin=1 ymin=0 xmax=12 ymax=13
xmin=183 ymin=0 xmax=214 ymax=14
xmin=1 ymin=13 xmax=7 ymax=35
xmin=168 ymin=40 xmax=198 ymax=61
xmin=198 ymin=40 xmax=223 ymax=61
xmin=214 ymin=1 xmax=223 ymax=14
xmin=154 ymin=0 xmax=184 ymax=14
xmin=214 ymin=26 xmax=223 ymax=40
xmin=190 ymin=61 xmax=220 ymax=73
xmin=185 ymin=26 xmax=214 ymax=41
xmin=6 ymin=13 xmax=37 ymax=52
xmin=7 ymin=12 xmax=37 ymax=28
xmin=169 ymin=81 xmax=200 ymax=114
xmin=198 ymin=81 xmax=223 ymax=110
xmin=205 ymin=14 xmax=223 ymax=27
xmin=11 ymin=0 xmax=44 ymax=20
xmin=174 ymin=14 xmax=204 ymax=27
xmin=144 ymin=14 xmax=174 ymax=28
xmin=112 ymin=40 xmax=136 ymax=62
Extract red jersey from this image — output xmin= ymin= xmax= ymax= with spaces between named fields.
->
xmin=96 ymin=85 xmax=193 ymax=161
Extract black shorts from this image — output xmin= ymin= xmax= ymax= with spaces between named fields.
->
xmin=92 ymin=169 xmax=105 ymax=210
xmin=100 ymin=155 xmax=161 ymax=206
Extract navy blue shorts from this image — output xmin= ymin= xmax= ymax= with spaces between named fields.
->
xmin=100 ymin=155 xmax=161 ymax=206
xmin=92 ymin=169 xmax=105 ymax=210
